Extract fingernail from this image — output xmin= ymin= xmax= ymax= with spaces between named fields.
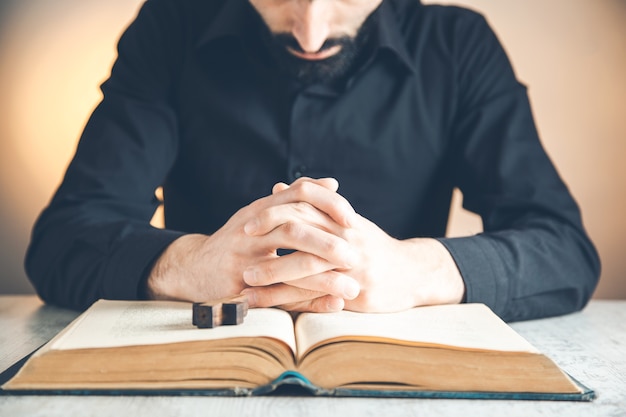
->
xmin=327 ymin=297 xmax=345 ymax=312
xmin=272 ymin=182 xmax=289 ymax=194
xmin=343 ymin=280 xmax=360 ymax=299
xmin=243 ymin=268 xmax=258 ymax=285
xmin=244 ymin=219 xmax=259 ymax=235
xmin=344 ymin=212 xmax=356 ymax=228
xmin=327 ymin=178 xmax=339 ymax=192
xmin=343 ymin=249 xmax=358 ymax=268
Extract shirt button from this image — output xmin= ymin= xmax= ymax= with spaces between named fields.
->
xmin=293 ymin=165 xmax=307 ymax=179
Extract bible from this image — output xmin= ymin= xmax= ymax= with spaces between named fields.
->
xmin=1 ymin=300 xmax=594 ymax=400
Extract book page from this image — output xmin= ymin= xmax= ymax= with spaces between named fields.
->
xmin=49 ymin=300 xmax=297 ymax=354
xmin=295 ymin=304 xmax=539 ymax=359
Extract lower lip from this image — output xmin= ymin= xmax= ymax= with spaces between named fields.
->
xmin=287 ymin=45 xmax=342 ymax=61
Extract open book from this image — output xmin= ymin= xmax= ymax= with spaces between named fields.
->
xmin=1 ymin=300 xmax=594 ymax=400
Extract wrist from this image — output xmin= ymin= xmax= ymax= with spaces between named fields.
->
xmin=144 ymin=243 xmax=175 ymax=300
xmin=144 ymin=234 xmax=201 ymax=301
xmin=429 ymin=238 xmax=466 ymax=304
xmin=405 ymin=238 xmax=466 ymax=306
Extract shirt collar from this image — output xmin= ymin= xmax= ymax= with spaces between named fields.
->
xmin=195 ymin=0 xmax=250 ymax=48
xmin=375 ymin=0 xmax=417 ymax=74
xmin=195 ymin=0 xmax=416 ymax=74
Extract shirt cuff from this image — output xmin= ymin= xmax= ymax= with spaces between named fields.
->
xmin=102 ymin=227 xmax=185 ymax=301
xmin=436 ymin=235 xmax=509 ymax=317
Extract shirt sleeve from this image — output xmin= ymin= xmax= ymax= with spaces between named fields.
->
xmin=25 ymin=0 xmax=186 ymax=310
xmin=436 ymin=11 xmax=600 ymax=322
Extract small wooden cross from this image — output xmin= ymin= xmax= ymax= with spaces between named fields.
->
xmin=192 ymin=295 xmax=249 ymax=328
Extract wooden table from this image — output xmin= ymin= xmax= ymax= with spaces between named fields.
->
xmin=0 ymin=295 xmax=624 ymax=416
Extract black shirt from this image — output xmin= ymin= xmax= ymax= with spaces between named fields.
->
xmin=26 ymin=0 xmax=600 ymax=321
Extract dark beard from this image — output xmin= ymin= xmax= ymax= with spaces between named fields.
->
xmin=252 ymin=10 xmax=378 ymax=86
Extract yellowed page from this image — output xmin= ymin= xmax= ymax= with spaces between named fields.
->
xmin=295 ymin=303 xmax=538 ymax=360
xmin=50 ymin=300 xmax=296 ymax=354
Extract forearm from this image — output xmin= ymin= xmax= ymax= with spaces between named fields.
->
xmin=25 ymin=208 xmax=183 ymax=310
xmin=25 ymin=100 xmax=181 ymax=310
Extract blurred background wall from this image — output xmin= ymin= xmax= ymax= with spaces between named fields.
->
xmin=0 ymin=0 xmax=624 ymax=299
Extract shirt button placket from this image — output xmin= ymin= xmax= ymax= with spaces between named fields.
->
xmin=293 ymin=165 xmax=307 ymax=179
xmin=288 ymin=92 xmax=314 ymax=182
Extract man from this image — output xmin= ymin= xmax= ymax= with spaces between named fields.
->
xmin=26 ymin=0 xmax=600 ymax=321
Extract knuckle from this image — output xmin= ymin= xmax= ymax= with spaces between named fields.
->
xmin=256 ymin=207 xmax=272 ymax=225
xmin=321 ymin=273 xmax=339 ymax=294
xmin=262 ymin=263 xmax=278 ymax=284
xmin=302 ymin=288 xmax=323 ymax=300
xmin=293 ymin=201 xmax=313 ymax=215
xmin=322 ymin=236 xmax=346 ymax=260
xmin=251 ymin=262 xmax=278 ymax=286
xmin=257 ymin=206 xmax=282 ymax=230
xmin=255 ymin=286 xmax=278 ymax=307
xmin=322 ymin=236 xmax=340 ymax=253
xmin=299 ymin=255 xmax=324 ymax=273
xmin=293 ymin=180 xmax=314 ymax=200
xmin=312 ymin=295 xmax=343 ymax=312
xmin=282 ymin=221 xmax=305 ymax=241
xmin=309 ymin=299 xmax=327 ymax=313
